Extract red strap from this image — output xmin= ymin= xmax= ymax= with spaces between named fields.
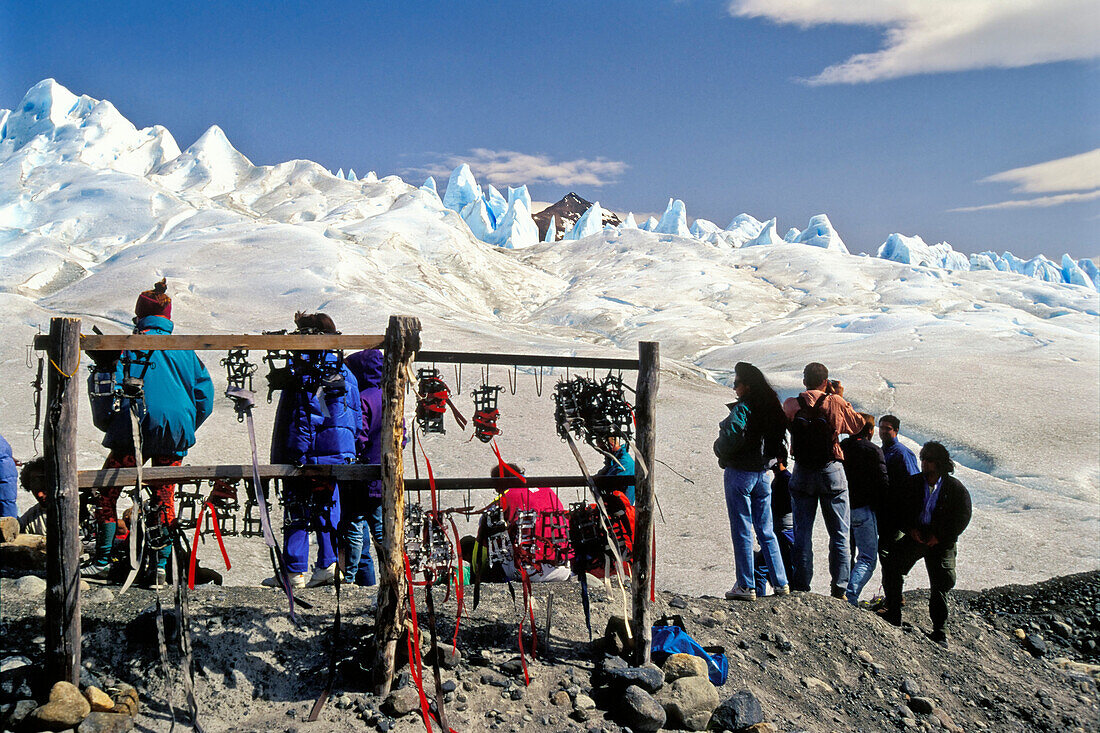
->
xmin=415 ymin=431 xmax=439 ymax=513
xmin=448 ymin=517 xmax=465 ymax=652
xmin=650 ymin=532 xmax=657 ymax=602
xmin=188 ymin=501 xmax=232 ymax=590
xmin=490 ymin=440 xmax=526 ymax=484
xmin=403 ymin=554 xmax=434 ymax=733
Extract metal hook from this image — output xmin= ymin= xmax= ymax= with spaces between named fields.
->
xmin=534 ymin=366 xmax=544 ymax=397
xmin=482 ymin=363 xmax=490 ymax=385
xmin=454 ymin=363 xmax=462 ymax=395
xmin=507 ymin=364 xmax=518 ymax=396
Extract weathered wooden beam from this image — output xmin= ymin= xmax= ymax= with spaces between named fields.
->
xmin=416 ymin=350 xmax=639 ymax=371
xmin=631 ymin=341 xmax=659 ymax=666
xmin=44 ymin=317 xmax=82 ymax=685
xmin=33 ymin=333 xmax=385 ymax=352
xmin=375 ymin=315 xmax=421 ymax=696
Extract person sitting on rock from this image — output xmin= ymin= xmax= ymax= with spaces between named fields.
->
xmin=494 ymin=463 xmax=572 ymax=583
xmin=881 ymin=441 xmax=972 ymax=647
xmin=595 ymin=436 xmax=635 ymax=505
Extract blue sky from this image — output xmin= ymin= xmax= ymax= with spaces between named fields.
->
xmin=2 ymin=1 xmax=1097 ymax=258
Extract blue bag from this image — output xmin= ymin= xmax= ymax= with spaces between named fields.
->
xmin=651 ymin=624 xmax=729 ymax=686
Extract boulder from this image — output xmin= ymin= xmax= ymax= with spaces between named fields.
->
xmin=0 ymin=534 xmax=47 ymax=572
xmin=604 ymin=615 xmax=634 ymax=654
xmin=381 ymin=687 xmax=420 ymax=717
xmin=29 ymin=680 xmax=91 ymax=729
xmin=658 ymin=675 xmax=719 ymax=731
xmin=11 ymin=574 xmax=47 ymax=596
xmin=907 ymin=696 xmax=935 ymax=715
xmin=617 ymin=684 xmax=665 ymax=732
xmin=78 ymin=711 xmax=135 ymax=732
xmin=710 ymin=689 xmax=764 ymax=730
xmin=83 ymin=686 xmax=115 ymax=713
xmin=604 ymin=665 xmax=664 ymax=693
xmin=6 ymin=699 xmax=38 ymax=728
xmin=0 ymin=516 xmax=19 ymax=542
xmin=663 ymin=653 xmax=709 ymax=682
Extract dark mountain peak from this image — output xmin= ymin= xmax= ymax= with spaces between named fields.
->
xmin=533 ymin=192 xmax=621 ymax=241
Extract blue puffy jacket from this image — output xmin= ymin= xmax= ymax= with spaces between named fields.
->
xmin=0 ymin=434 xmax=18 ymax=519
xmin=597 ymin=443 xmax=636 ymax=505
xmin=270 ymin=350 xmax=361 ymax=466
xmin=344 ymin=349 xmax=384 ymax=497
xmin=88 ymin=316 xmax=214 ymax=458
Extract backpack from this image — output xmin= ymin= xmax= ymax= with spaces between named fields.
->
xmin=789 ymin=394 xmax=834 ymax=469
xmin=713 ymin=402 xmax=748 ymax=469
xmin=651 ymin=622 xmax=729 ymax=686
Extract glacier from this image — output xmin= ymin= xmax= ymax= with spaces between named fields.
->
xmin=654 ymin=198 xmax=690 ymax=237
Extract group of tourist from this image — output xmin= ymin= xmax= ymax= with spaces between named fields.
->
xmin=716 ymin=361 xmax=972 ymax=646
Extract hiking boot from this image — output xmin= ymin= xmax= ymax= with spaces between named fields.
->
xmin=81 ymin=562 xmax=112 ymax=580
xmin=725 ymin=585 xmax=756 ymax=601
xmin=262 ymin=572 xmax=307 ymax=589
xmin=306 ymin=563 xmax=340 ymax=588
xmin=927 ymin=628 xmax=948 ymax=648
xmin=153 ymin=569 xmax=167 ymax=589
xmin=830 ymin=585 xmax=847 ymax=599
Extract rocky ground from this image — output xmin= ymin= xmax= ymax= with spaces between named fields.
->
xmin=1 ymin=571 xmax=1098 ymax=732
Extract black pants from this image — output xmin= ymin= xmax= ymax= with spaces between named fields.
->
xmin=882 ymin=534 xmax=957 ymax=630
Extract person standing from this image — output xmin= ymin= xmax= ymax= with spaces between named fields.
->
xmin=83 ymin=279 xmax=214 ymax=586
xmin=782 ymin=362 xmax=865 ymax=597
xmin=0 ymin=433 xmax=17 ymax=519
xmin=877 ymin=415 xmax=920 ymax=549
xmin=881 ymin=442 xmax=972 ymax=647
xmin=715 ymin=362 xmax=790 ymax=601
xmin=263 ymin=312 xmax=360 ymax=589
xmin=341 ymin=348 xmax=385 ymax=586
xmin=840 ymin=413 xmax=888 ymax=604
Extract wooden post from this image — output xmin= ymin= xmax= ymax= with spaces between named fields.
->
xmin=631 ymin=341 xmax=659 ymax=665
xmin=44 ymin=317 xmax=82 ymax=684
xmin=374 ymin=315 xmax=421 ymax=695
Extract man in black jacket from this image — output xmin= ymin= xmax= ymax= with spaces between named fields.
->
xmin=881 ymin=441 xmax=972 ymax=647
xmin=840 ymin=414 xmax=888 ymax=605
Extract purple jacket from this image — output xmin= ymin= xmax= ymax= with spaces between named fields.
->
xmin=345 ymin=349 xmax=384 ymax=498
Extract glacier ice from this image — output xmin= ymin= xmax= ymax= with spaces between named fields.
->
xmin=420 ymin=176 xmax=441 ymax=202
xmin=347 ymin=168 xmax=357 ymax=182
xmin=877 ymin=233 xmax=969 ymax=271
xmin=545 ymin=215 xmax=557 ymax=242
xmin=795 ymin=214 xmax=848 ymax=253
xmin=621 ymin=212 xmax=638 ymax=229
xmin=1025 ymin=255 xmax=1063 ymax=283
xmin=486 ymin=184 xmax=507 ymax=227
xmin=1062 ymin=254 xmax=1095 ymax=289
xmin=442 ymin=163 xmax=482 ymax=213
xmin=336 ymin=168 xmax=345 ymax=180
xmin=690 ymin=218 xmax=720 ymax=239
xmin=783 ymin=227 xmax=801 ymax=243
xmin=640 ymin=216 xmax=658 ymax=232
xmin=487 ymin=198 xmax=539 ymax=249
xmin=564 ymin=202 xmax=605 ymax=241
xmin=1078 ymin=258 xmax=1100 ymax=292
xmin=460 ymin=198 xmax=494 ymax=241
xmin=151 ymin=124 xmax=254 ymax=197
xmin=507 ymin=185 xmax=532 ymax=214
xmin=363 ymin=171 xmax=378 ymax=182
xmin=743 ymin=218 xmax=784 ymax=247
xmin=654 ymin=198 xmax=690 ymax=237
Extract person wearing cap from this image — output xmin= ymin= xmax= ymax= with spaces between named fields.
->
xmin=83 ymin=279 xmax=214 ymax=587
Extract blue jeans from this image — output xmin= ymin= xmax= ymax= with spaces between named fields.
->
xmin=284 ymin=480 xmax=341 ymax=575
xmin=724 ymin=468 xmax=788 ymax=592
xmin=342 ymin=495 xmax=383 ymax=586
xmin=846 ymin=505 xmax=878 ymax=603
xmin=789 ymin=461 xmax=850 ymax=593
xmin=755 ymin=527 xmax=794 ymax=597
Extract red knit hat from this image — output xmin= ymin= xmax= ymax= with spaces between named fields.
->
xmin=135 ymin=278 xmax=172 ymax=319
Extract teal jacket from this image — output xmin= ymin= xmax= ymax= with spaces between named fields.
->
xmin=597 ymin=444 xmax=636 ymax=505
xmin=88 ymin=316 xmax=214 ymax=457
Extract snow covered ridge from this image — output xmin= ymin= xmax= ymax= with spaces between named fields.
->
xmin=435 ymin=168 xmax=1097 ymax=292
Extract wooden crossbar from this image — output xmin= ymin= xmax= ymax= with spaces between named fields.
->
xmin=417 ymin=350 xmax=638 ymax=370
xmin=76 ymin=464 xmax=634 ymax=493
xmin=33 ymin=334 xmax=385 ymax=351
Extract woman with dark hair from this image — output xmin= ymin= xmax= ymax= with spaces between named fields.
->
xmin=881 ymin=441 xmax=971 ymax=647
xmin=713 ymin=362 xmax=789 ymax=601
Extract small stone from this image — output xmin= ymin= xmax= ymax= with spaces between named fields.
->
xmin=856 ymin=650 xmax=874 ymax=664
xmin=425 ymin=646 xmax=462 ymax=669
xmin=773 ymin=633 xmax=792 ymax=652
xmin=30 ymin=680 xmax=92 ymax=728
xmin=551 ymin=690 xmax=571 ymax=707
xmin=84 ymin=686 xmax=115 ymax=713
xmin=574 ymin=694 xmax=597 ymax=711
xmin=381 ymin=687 xmax=420 ymax=717
xmin=746 ymin=724 xmax=778 ymax=733
xmin=663 ymin=653 xmax=709 ymax=682
xmin=78 ymin=711 xmax=135 ymax=733
xmin=801 ymin=676 xmax=836 ymax=694
xmin=908 ymin=696 xmax=935 ymax=715
xmin=901 ymin=678 xmax=922 ymax=697
xmin=1052 ymin=621 xmax=1074 ymax=638
xmin=1025 ymin=634 xmax=1048 ymax=657
xmin=11 ymin=574 xmax=47 ymax=596
xmin=0 ymin=655 xmax=32 ymax=672
xmin=669 ymin=597 xmax=689 ymax=609
xmin=481 ymin=670 xmax=510 ymax=688
xmin=618 ymin=685 xmax=665 ymax=733
xmin=710 ymin=689 xmax=764 ymax=731
xmin=441 ymin=679 xmax=457 ymax=693
xmin=931 ymin=708 xmax=963 ymax=732
xmin=7 ymin=699 xmax=37 ymax=728
xmin=1014 ymin=628 xmax=1027 ymax=640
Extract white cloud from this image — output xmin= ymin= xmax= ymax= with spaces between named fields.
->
xmin=951 ymin=149 xmax=1100 ymax=212
xmin=410 ymin=149 xmax=628 ymax=187
xmin=981 ymin=148 xmax=1100 ymax=194
xmin=949 ymin=189 xmax=1100 ymax=212
xmin=728 ymin=0 xmax=1100 ymax=84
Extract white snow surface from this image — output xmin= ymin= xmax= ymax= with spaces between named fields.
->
xmin=1 ymin=81 xmax=1097 ymax=598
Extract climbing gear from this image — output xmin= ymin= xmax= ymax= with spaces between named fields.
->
xmin=415 ymin=368 xmax=466 ymax=434
xmin=553 ymin=373 xmax=634 ymax=448
xmin=471 ymin=384 xmax=502 ymax=443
